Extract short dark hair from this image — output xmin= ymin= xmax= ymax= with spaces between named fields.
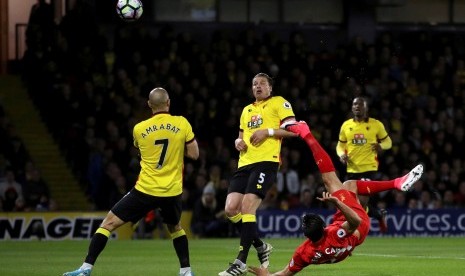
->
xmin=301 ymin=213 xmax=326 ymax=242
xmin=253 ymin=72 xmax=273 ymax=87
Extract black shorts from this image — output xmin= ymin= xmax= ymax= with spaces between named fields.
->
xmin=228 ymin=161 xmax=279 ymax=199
xmin=346 ymin=171 xmax=377 ymax=181
xmin=111 ymin=188 xmax=182 ymax=225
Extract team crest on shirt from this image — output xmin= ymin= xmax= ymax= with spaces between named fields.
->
xmin=247 ymin=115 xmax=263 ymax=129
xmin=283 ymin=101 xmax=292 ymax=109
xmin=351 ymin=133 xmax=367 ymax=145
xmin=337 ymin=228 xmax=347 ymax=238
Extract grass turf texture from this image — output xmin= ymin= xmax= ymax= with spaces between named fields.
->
xmin=1 ymin=237 xmax=464 ymax=275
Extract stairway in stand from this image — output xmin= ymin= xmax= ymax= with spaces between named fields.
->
xmin=0 ymin=75 xmax=92 ymax=211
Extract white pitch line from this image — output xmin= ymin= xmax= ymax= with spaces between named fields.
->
xmin=356 ymin=253 xmax=465 ymax=260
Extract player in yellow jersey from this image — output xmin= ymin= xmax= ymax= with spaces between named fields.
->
xmin=219 ymin=73 xmax=298 ymax=276
xmin=63 ymin=87 xmax=199 ymax=276
xmin=336 ymin=97 xmax=392 ymax=233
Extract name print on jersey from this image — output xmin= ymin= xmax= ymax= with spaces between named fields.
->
xmin=140 ymin=123 xmax=181 ymax=138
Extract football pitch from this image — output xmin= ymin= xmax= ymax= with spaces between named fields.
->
xmin=1 ymin=237 xmax=464 ymax=275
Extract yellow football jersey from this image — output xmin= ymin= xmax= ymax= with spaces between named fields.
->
xmin=133 ymin=112 xmax=195 ymax=197
xmin=338 ymin=118 xmax=389 ymax=173
xmin=238 ymin=96 xmax=295 ymax=168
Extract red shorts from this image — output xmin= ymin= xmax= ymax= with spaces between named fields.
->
xmin=331 ymin=189 xmax=370 ymax=245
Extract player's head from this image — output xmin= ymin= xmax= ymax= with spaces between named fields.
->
xmin=252 ymin=72 xmax=273 ymax=101
xmin=351 ymin=97 xmax=368 ymax=119
xmin=148 ymin=87 xmax=170 ymax=112
xmin=301 ymin=213 xmax=326 ymax=242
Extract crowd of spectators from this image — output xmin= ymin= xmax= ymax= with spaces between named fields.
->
xmin=5 ymin=1 xmax=465 ymax=224
xmin=0 ymin=103 xmax=55 ymax=211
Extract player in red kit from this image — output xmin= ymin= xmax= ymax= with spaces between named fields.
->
xmin=248 ymin=121 xmax=424 ymax=276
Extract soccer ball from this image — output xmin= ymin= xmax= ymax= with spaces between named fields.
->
xmin=116 ymin=0 xmax=143 ymax=22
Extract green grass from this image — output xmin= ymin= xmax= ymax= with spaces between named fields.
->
xmin=1 ymin=237 xmax=464 ymax=275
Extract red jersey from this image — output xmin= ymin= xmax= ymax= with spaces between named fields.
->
xmin=288 ymin=190 xmax=370 ymax=273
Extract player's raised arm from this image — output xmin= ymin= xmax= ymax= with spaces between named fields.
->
xmin=317 ymin=192 xmax=361 ymax=235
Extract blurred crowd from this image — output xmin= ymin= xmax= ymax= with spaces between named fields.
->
xmin=2 ymin=1 xmax=465 ymax=229
xmin=0 ymin=108 xmax=55 ymax=211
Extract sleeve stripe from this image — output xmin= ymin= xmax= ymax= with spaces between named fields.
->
xmin=280 ymin=116 xmax=296 ymax=123
xmin=378 ymin=135 xmax=389 ymax=141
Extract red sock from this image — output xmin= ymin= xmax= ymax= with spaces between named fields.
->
xmin=356 ymin=180 xmax=396 ymax=195
xmin=303 ymin=133 xmax=335 ymax=173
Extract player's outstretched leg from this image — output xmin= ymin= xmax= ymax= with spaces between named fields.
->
xmin=280 ymin=120 xmax=310 ymax=139
xmin=281 ymin=120 xmax=335 ymax=175
xmin=355 ymin=164 xmax=424 ymax=196
xmin=394 ymin=164 xmax=424 ymax=191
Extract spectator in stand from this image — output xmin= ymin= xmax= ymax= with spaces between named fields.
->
xmin=0 ymin=169 xmax=24 ymax=211
xmin=207 ymin=164 xmax=223 ymax=191
xmin=215 ymin=179 xmax=229 ymax=211
xmin=258 ymin=185 xmax=279 ymax=211
xmin=442 ymin=190 xmax=456 ymax=208
xmin=291 ymin=187 xmax=316 ymax=210
xmin=417 ymin=190 xmax=435 ymax=209
xmin=191 ymin=184 xmax=228 ymax=238
xmin=5 ymin=137 xmax=30 ymax=177
xmin=276 ymin=157 xmax=300 ymax=209
xmin=454 ymin=181 xmax=465 ymax=207
xmin=187 ymin=173 xmax=209 ymax=210
xmin=391 ymin=191 xmax=407 ymax=209
xmin=0 ymin=154 xmax=11 ymax=180
xmin=299 ymin=174 xmax=319 ymax=197
xmin=23 ymin=168 xmax=51 ymax=210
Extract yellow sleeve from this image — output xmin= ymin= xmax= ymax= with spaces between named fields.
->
xmin=182 ymin=116 xmax=195 ymax=142
xmin=379 ymin=135 xmax=392 ymax=150
xmin=376 ymin=120 xmax=392 ymax=150
xmin=239 ymin=106 xmax=247 ymax=131
xmin=133 ymin=124 xmax=139 ymax=148
xmin=336 ymin=141 xmax=347 ymax=157
xmin=337 ymin=122 xmax=348 ymax=156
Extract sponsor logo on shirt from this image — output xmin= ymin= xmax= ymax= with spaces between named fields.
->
xmin=247 ymin=115 xmax=263 ymax=129
xmin=351 ymin=133 xmax=367 ymax=145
